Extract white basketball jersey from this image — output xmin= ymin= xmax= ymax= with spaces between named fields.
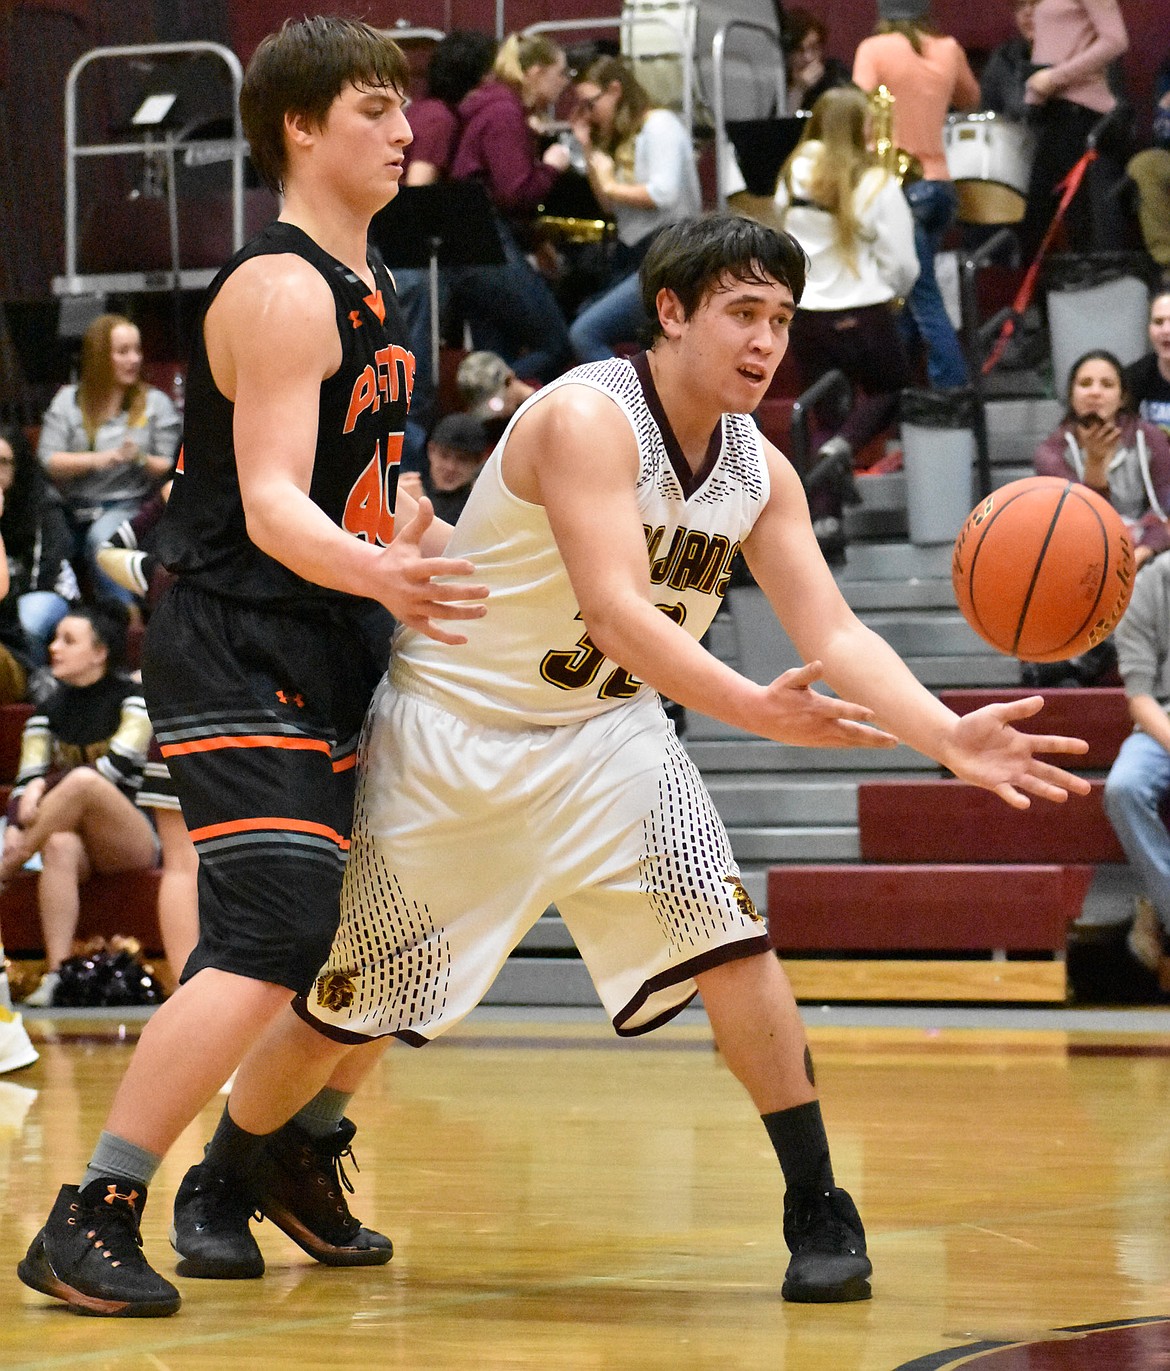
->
xmin=395 ymin=354 xmax=770 ymax=725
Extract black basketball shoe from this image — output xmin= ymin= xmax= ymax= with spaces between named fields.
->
xmin=781 ymin=1185 xmax=873 ymax=1303
xmin=170 ymin=1160 xmax=264 ymax=1279
xmin=17 ymin=1180 xmax=181 ymax=1317
xmin=253 ymin=1117 xmax=393 ymax=1266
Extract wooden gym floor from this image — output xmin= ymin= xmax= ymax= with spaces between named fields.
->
xmin=5 ymin=1002 xmax=1170 ymax=1370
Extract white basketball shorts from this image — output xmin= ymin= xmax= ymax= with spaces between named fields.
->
xmin=296 ymin=671 xmax=771 ymax=1044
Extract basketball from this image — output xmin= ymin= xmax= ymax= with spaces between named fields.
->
xmin=951 ymin=475 xmax=1136 ymax=662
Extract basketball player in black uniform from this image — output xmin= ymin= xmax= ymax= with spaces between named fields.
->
xmin=17 ymin=17 xmax=486 ymax=1317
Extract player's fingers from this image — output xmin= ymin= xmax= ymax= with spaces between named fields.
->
xmin=835 ymin=721 xmax=898 ymax=748
xmin=993 ymin=782 xmax=1030 ymax=810
xmin=1025 ymin=732 xmax=1090 ymax=757
xmin=422 ymin=578 xmax=490 ymax=602
xmin=397 ymin=496 xmax=436 ymax=543
xmin=1025 ymin=760 xmax=1092 ymax=795
xmin=421 ymin=600 xmax=488 ymax=620
xmin=413 ymin=621 xmax=472 ymax=646
xmin=991 ymin=694 xmax=1046 ymax=721
xmin=777 ymin=660 xmax=824 ymax=690
xmin=825 ymin=699 xmax=878 ymax=724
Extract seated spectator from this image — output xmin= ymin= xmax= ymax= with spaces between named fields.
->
xmin=394 ymin=29 xmax=500 ymax=470
xmin=2 ymin=601 xmax=157 ymax=1007
xmin=774 ymin=84 xmax=918 ymax=562
xmin=448 ymin=32 xmax=574 ymax=385
xmin=0 ymin=424 xmax=76 ymax=670
xmin=1127 ymin=54 xmax=1170 ymax=269
xmin=456 ymin=350 xmax=536 ymax=444
xmin=783 ymin=9 xmax=852 ymax=115
xmin=1017 ymin=0 xmax=1129 ymax=261
xmin=1103 ymin=551 xmax=1170 ymax=995
xmin=0 ymin=488 xmax=34 ymax=707
xmin=37 ymin=314 xmax=179 ymax=605
xmin=1125 ymin=287 xmax=1170 ymax=438
xmin=980 ymin=0 xmax=1036 ymax=122
xmin=1034 ymin=349 xmax=1170 ymax=568
xmin=399 ymin=413 xmax=492 ymax=524
xmin=853 ymin=0 xmax=980 ymax=390
xmin=567 ymin=56 xmax=701 ymax=363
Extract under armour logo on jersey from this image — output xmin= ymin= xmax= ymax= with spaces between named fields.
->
xmin=349 ymin=310 xmax=363 ymax=329
xmin=276 ymin=690 xmax=305 ymax=708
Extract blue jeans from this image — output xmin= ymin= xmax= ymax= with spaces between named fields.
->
xmin=392 ymin=265 xmax=436 ymax=475
xmin=18 ymin=590 xmax=70 ymax=664
xmin=68 ymin=501 xmax=142 ymax=606
xmin=901 ymin=179 xmax=969 ymax=389
xmin=569 ymin=271 xmax=647 ymax=363
xmin=1103 ymin=730 xmax=1170 ymax=933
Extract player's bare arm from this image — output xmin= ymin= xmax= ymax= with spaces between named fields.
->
xmin=745 ymin=440 xmax=1090 ymax=808
xmin=506 ymin=385 xmax=892 ymax=749
xmin=207 ymin=253 xmax=486 ymax=642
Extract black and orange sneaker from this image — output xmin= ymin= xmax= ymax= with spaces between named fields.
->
xmin=170 ymin=1160 xmax=264 ymax=1279
xmin=781 ymin=1185 xmax=872 ymax=1303
xmin=17 ymin=1180 xmax=181 ymax=1317
xmin=254 ymin=1118 xmax=393 ymax=1266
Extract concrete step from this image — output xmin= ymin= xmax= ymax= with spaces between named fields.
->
xmin=685 ymin=738 xmax=938 ymax=772
xmin=853 ymin=471 xmax=906 ymax=511
xmin=706 ymin=774 xmax=859 ymax=826
xmin=840 ymin=577 xmax=957 ymax=612
xmin=730 ymin=825 xmax=860 ymax=863
xmin=837 ymin=541 xmax=954 ymax=582
xmin=845 ymin=504 xmax=908 ymax=539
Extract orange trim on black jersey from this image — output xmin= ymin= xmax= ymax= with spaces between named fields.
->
xmin=160 ymin=734 xmax=332 ymax=758
xmin=364 ymin=289 xmax=386 ymax=324
xmin=331 ymin=753 xmax=357 ymax=773
xmin=188 ymin=815 xmax=351 ymax=849
xmin=175 ymin=445 xmax=185 ymax=474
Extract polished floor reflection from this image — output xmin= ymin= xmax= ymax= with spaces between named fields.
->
xmin=4 ymin=1007 xmax=1170 ymax=1370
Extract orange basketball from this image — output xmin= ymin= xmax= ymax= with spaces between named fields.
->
xmin=951 ymin=476 xmax=1136 ymax=662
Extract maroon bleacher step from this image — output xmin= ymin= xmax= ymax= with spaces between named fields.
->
xmin=0 ymin=869 xmax=163 ymax=956
xmin=767 ymin=863 xmax=1093 ymax=953
xmin=857 ymin=778 xmax=1124 ymax=864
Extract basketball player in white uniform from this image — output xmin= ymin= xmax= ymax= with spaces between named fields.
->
xmin=204 ymin=214 xmax=1092 ymax=1305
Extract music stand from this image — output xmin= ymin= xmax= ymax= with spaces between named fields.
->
xmin=371 ymin=181 xmax=506 ymax=389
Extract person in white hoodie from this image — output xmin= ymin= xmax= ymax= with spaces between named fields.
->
xmin=774 ymin=84 xmax=919 ymax=560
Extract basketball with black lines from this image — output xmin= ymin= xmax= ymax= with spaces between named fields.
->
xmin=951 ymin=476 xmax=1136 ymax=663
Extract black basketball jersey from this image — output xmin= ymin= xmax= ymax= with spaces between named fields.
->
xmin=154 ymin=220 xmax=415 ymax=604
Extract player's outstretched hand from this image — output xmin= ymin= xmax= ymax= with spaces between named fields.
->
xmin=755 ymin=661 xmax=898 ymax=749
xmin=375 ymin=496 xmax=488 ymax=645
xmin=942 ymin=694 xmax=1091 ymax=809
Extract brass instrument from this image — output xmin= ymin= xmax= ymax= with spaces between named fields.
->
xmin=870 ymin=84 xmax=923 ymax=186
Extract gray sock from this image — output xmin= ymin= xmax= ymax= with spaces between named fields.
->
xmin=293 ymin=1087 xmax=353 ymax=1139
xmin=81 ymin=1131 xmax=164 ymax=1193
xmin=0 ymin=958 xmax=10 ymax=1012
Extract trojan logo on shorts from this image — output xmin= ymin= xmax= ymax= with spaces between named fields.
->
xmin=724 ymin=875 xmax=764 ymax=924
xmin=316 ymin=970 xmax=356 ymax=1012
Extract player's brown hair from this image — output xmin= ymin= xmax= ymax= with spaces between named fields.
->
xmin=240 ymin=16 xmax=410 ymax=193
xmin=640 ymin=214 xmax=807 ymax=339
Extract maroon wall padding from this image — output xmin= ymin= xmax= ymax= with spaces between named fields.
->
xmin=939 ymin=689 xmax=1131 ymax=773
xmin=0 ymin=869 xmax=163 ymax=956
xmin=857 ymin=778 xmax=1125 ymax=865
xmin=767 ymin=863 xmax=1093 ymax=952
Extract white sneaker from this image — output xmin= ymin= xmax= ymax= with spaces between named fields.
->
xmin=23 ymin=971 xmax=59 ymax=1008
xmin=0 ymin=1080 xmax=37 ymax=1134
xmin=0 ymin=1006 xmax=38 ymax=1073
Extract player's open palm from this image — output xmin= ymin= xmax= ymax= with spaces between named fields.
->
xmin=943 ymin=695 xmax=1091 ymax=809
xmin=756 ymin=662 xmax=898 ymax=749
xmin=375 ymin=497 xmax=488 ymax=644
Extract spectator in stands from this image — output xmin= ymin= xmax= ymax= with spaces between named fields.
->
xmin=1125 ymin=288 xmax=1170 ymax=438
xmin=0 ymin=472 xmax=35 ymax=707
xmin=980 ymin=0 xmax=1036 ymax=121
xmin=567 ymin=56 xmax=701 ymax=362
xmin=853 ymin=0 xmax=980 ymax=390
xmin=399 ymin=413 xmax=492 ymax=525
xmin=782 ymin=10 xmax=852 ymax=116
xmin=2 ymin=601 xmax=156 ymax=1008
xmin=1016 ymin=0 xmax=1129 ymax=261
xmin=0 ymin=424 xmax=76 ymax=668
xmin=774 ymin=85 xmax=918 ymax=564
xmin=395 ymin=30 xmax=499 ymax=472
xmin=1127 ymin=54 xmax=1170 ymax=269
xmin=456 ymin=349 xmax=536 ymax=445
xmin=449 ymin=33 xmax=574 ymax=385
xmin=1103 ymin=552 xmax=1170 ymax=995
xmin=1034 ymin=349 xmax=1170 ymax=568
xmin=37 ymin=315 xmax=180 ymax=605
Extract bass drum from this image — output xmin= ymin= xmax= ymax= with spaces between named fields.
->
xmin=944 ymin=112 xmax=1036 ymax=224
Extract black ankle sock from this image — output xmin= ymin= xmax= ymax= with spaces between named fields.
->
xmin=762 ymin=1101 xmax=834 ymax=1193
xmin=202 ymin=1106 xmax=269 ymax=1181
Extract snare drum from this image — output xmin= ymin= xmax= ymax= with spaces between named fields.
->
xmin=944 ymin=112 xmax=1036 ymax=224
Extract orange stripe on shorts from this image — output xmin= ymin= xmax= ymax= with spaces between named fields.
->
xmin=188 ymin=816 xmax=350 ymax=850
xmin=160 ymin=734 xmax=332 ymax=758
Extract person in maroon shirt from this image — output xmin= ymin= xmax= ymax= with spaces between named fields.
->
xmin=447 ymin=32 xmax=573 ymax=385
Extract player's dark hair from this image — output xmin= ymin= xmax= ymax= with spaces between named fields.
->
xmin=640 ymin=214 xmax=807 ymax=340
xmin=64 ymin=599 xmax=131 ymax=674
xmin=240 ymin=16 xmax=410 ymax=193
xmin=1062 ymin=348 xmax=1133 ymax=423
xmin=425 ymin=30 xmax=498 ymax=106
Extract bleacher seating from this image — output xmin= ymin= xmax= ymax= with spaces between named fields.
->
xmin=764 ymin=687 xmax=1133 ymax=1003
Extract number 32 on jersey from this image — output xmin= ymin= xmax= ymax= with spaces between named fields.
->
xmin=540 ymin=602 xmax=686 ymax=700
